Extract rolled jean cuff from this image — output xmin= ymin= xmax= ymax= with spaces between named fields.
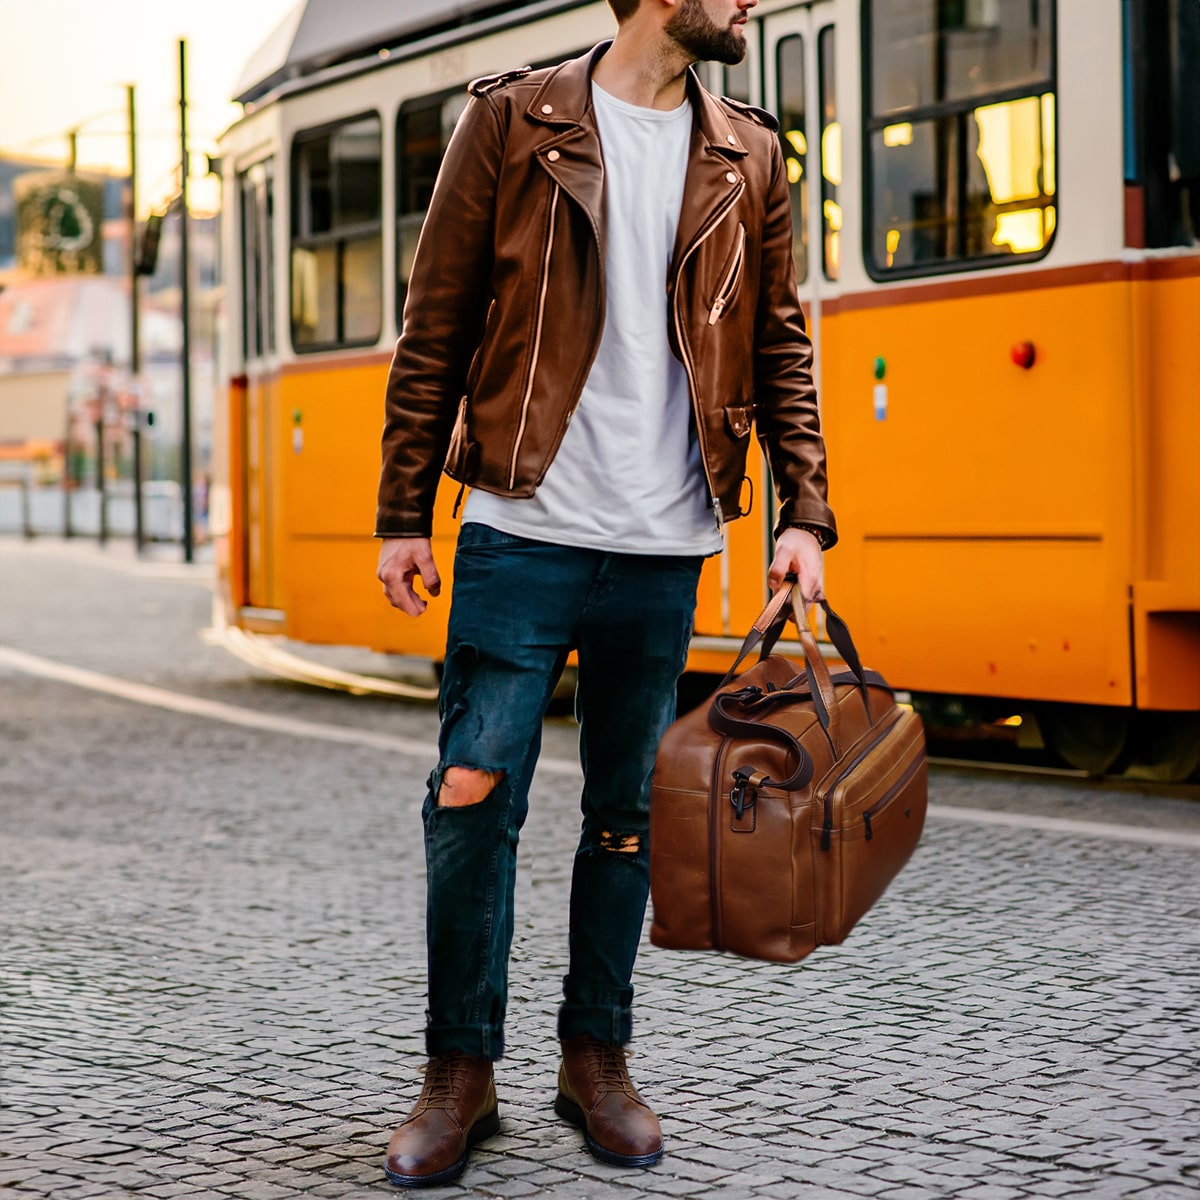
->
xmin=426 ymin=1020 xmax=505 ymax=1062
xmin=557 ymin=1003 xmax=633 ymax=1046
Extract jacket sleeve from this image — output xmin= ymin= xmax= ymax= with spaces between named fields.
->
xmin=752 ymin=135 xmax=838 ymax=547
xmin=375 ymin=94 xmax=504 ymax=536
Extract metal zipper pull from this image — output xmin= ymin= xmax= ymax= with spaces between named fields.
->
xmin=708 ymin=298 xmax=726 ymax=325
xmin=712 ymin=497 xmax=726 ymax=534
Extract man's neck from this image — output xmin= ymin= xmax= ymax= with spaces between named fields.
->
xmin=591 ymin=26 xmax=694 ymax=110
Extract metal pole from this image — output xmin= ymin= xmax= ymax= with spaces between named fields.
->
xmin=95 ymin=403 xmax=107 ymax=546
xmin=179 ymin=39 xmax=194 ymax=563
xmin=63 ymin=404 xmax=73 ymax=538
xmin=67 ymin=129 xmax=77 ymax=173
xmin=128 ymin=83 xmax=145 ymax=554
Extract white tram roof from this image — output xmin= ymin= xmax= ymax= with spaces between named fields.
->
xmin=234 ymin=0 xmax=575 ymax=104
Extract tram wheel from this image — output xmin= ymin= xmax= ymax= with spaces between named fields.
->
xmin=1039 ymin=704 xmax=1130 ymax=776
xmin=1122 ymin=713 xmax=1200 ymax=783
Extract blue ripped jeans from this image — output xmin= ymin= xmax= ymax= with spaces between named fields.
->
xmin=423 ymin=523 xmax=703 ymax=1061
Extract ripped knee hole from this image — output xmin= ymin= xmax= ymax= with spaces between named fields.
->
xmin=437 ymin=766 xmax=505 ymax=808
xmin=599 ymin=830 xmax=640 ymax=854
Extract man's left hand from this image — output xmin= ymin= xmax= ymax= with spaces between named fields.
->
xmin=767 ymin=527 xmax=825 ymax=602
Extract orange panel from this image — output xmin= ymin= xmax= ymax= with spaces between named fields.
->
xmin=819 ymin=279 xmax=1139 ymax=704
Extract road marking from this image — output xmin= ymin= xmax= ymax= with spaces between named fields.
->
xmin=3 ymin=643 xmax=1198 ymax=851
xmin=925 ymin=804 xmax=1200 ymax=849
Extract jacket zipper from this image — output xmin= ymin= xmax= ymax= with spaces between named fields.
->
xmin=817 ymin=710 xmax=903 ymax=850
xmin=672 ymin=179 xmax=746 ymax=533
xmin=707 ymin=224 xmax=746 ymax=325
xmin=508 ymin=183 xmax=560 ymax=489
xmin=862 ymin=752 xmax=923 ymax=841
xmin=709 ymin=736 xmax=731 ymax=949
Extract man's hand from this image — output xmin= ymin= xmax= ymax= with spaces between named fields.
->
xmin=767 ymin=527 xmax=825 ymax=603
xmin=377 ymin=537 xmax=441 ymax=617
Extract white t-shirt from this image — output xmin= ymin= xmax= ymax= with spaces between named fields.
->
xmin=464 ymin=81 xmax=723 ymax=556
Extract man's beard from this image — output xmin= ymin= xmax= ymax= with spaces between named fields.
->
xmin=665 ymin=0 xmax=747 ymax=65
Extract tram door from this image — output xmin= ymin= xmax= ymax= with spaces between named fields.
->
xmin=238 ymin=160 xmax=281 ymax=614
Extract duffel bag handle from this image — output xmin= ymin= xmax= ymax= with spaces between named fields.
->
xmin=790 ymin=590 xmax=843 ymax=758
xmin=759 ymin=598 xmax=872 ymax=723
xmin=714 ymin=584 xmax=796 ymax=690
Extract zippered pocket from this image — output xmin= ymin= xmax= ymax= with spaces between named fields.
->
xmin=813 ymin=707 xmax=927 ymax=944
xmin=708 ymin=224 xmax=746 ymax=325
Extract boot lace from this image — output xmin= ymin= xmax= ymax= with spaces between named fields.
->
xmin=418 ymin=1051 xmax=471 ymax=1111
xmin=581 ymin=1038 xmax=640 ymax=1102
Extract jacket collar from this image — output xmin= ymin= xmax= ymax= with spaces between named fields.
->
xmin=527 ymin=42 xmax=750 ymax=159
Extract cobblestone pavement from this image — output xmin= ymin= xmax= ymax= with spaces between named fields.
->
xmin=2 ymin=539 xmax=1198 ymax=1199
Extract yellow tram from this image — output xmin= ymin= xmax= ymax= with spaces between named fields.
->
xmin=213 ymin=0 xmax=1199 ymax=777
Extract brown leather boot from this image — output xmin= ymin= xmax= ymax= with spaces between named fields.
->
xmin=384 ymin=1052 xmax=499 ymax=1188
xmin=554 ymin=1034 xmax=664 ymax=1167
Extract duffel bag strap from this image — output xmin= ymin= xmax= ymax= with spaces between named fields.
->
xmin=709 ymin=692 xmax=816 ymax=790
xmin=714 ymin=585 xmax=795 ymax=690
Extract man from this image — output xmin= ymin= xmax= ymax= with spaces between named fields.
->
xmin=375 ymin=0 xmax=835 ymax=1185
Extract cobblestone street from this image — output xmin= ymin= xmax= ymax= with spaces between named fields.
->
xmin=2 ymin=539 xmax=1198 ymax=1199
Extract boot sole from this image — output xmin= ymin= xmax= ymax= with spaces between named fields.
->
xmin=554 ymin=1093 xmax=664 ymax=1168
xmin=383 ymin=1107 xmax=501 ymax=1189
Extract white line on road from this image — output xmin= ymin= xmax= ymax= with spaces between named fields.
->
xmin=3 ymin=642 xmax=1198 ymax=851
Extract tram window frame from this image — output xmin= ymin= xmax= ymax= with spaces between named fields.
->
xmin=776 ymin=33 xmax=810 ymax=285
xmin=289 ymin=111 xmax=383 ymax=353
xmin=861 ymin=0 xmax=1059 ymax=281
xmin=395 ymin=87 xmax=469 ymax=326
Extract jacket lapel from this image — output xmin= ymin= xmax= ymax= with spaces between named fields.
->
xmin=670 ymin=72 xmax=750 ymax=273
xmin=527 ymin=47 xmax=607 ymax=245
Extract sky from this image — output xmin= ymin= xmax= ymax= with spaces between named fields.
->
xmin=0 ymin=0 xmax=301 ymax=214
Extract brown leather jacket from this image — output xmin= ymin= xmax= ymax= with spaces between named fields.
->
xmin=376 ymin=43 xmax=836 ymax=547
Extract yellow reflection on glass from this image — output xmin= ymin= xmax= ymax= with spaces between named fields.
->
xmin=1042 ymin=93 xmax=1056 ymax=196
xmin=883 ymin=123 xmax=913 ymax=147
xmin=823 ymin=199 xmax=843 ymax=232
xmin=785 ymin=129 xmax=807 ymax=156
xmin=992 ymin=210 xmax=1045 ymax=253
xmin=885 ymin=227 xmax=900 ymax=268
xmin=975 ymin=95 xmax=1044 ymax=204
xmin=821 ymin=121 xmax=842 ymax=186
xmin=787 ymin=158 xmax=804 ymax=184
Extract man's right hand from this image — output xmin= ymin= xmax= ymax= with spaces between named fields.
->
xmin=377 ymin=537 xmax=441 ymax=617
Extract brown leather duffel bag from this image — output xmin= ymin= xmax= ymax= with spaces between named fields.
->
xmin=649 ymin=585 xmax=927 ymax=963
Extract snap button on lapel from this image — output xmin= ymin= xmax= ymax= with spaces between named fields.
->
xmin=725 ymin=171 xmax=737 ymax=184
xmin=547 ymin=149 xmax=560 ymax=162
xmin=727 ymin=134 xmax=736 ymax=145
xmin=541 ymin=103 xmax=553 ymax=114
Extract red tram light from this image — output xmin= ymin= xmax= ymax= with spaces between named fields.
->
xmin=1011 ymin=341 xmax=1037 ymax=369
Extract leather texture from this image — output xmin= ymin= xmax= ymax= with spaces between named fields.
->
xmin=649 ymin=588 xmax=927 ymax=964
xmin=384 ymin=1053 xmax=499 ymax=1188
xmin=377 ymin=42 xmax=835 ymax=546
xmin=554 ymin=1035 xmax=664 ymax=1167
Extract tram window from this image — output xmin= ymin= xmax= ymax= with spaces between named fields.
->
xmin=396 ymin=91 xmax=469 ymax=319
xmin=776 ymin=35 xmax=809 ymax=284
xmin=818 ymin=26 xmax=840 ymax=281
xmin=865 ymin=0 xmax=1057 ymax=276
xmin=240 ymin=163 xmax=275 ymax=361
xmin=290 ymin=114 xmax=382 ymax=350
xmin=871 ymin=0 xmax=1052 ymax=118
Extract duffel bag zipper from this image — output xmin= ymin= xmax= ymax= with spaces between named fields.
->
xmin=863 ymin=752 xmax=924 ymax=841
xmin=817 ymin=710 xmax=903 ymax=851
xmin=708 ymin=736 xmax=732 ymax=949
